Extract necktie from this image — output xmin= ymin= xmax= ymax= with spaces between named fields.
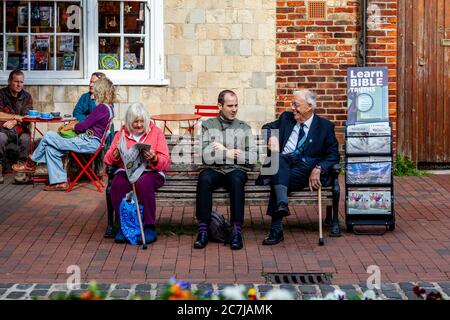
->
xmin=293 ymin=123 xmax=306 ymax=157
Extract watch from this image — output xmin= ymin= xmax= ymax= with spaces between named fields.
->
xmin=315 ymin=165 xmax=321 ymax=170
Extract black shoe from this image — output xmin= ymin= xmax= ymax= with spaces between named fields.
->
xmin=230 ymin=232 xmax=243 ymax=250
xmin=262 ymin=228 xmax=284 ymax=245
xmin=275 ymin=203 xmax=289 ymax=216
xmin=194 ymin=232 xmax=208 ymax=249
xmin=329 ymin=223 xmax=341 ymax=237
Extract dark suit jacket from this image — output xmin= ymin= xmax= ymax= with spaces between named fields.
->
xmin=261 ymin=111 xmax=339 ymax=172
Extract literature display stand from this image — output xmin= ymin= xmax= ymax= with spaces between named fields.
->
xmin=344 ymin=122 xmax=395 ymax=233
xmin=345 ymin=66 xmax=395 ymax=234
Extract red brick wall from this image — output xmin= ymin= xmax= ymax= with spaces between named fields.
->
xmin=276 ymin=0 xmax=398 ymax=148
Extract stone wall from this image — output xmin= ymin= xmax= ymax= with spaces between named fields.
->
xmin=25 ymin=0 xmax=276 ymax=134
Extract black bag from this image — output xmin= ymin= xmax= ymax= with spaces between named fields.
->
xmin=208 ymin=211 xmax=230 ymax=244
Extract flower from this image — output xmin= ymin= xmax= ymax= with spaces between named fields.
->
xmin=362 ymin=290 xmax=377 ymax=300
xmin=264 ymin=289 xmax=294 ymax=300
xmin=247 ymin=288 xmax=258 ymax=300
xmin=221 ymin=285 xmax=246 ymax=300
xmin=333 ymin=289 xmax=346 ymax=300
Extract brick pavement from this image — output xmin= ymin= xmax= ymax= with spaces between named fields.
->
xmin=0 ymin=174 xmax=449 ymax=286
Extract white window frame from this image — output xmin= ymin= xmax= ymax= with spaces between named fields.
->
xmin=0 ymin=0 xmax=167 ymax=86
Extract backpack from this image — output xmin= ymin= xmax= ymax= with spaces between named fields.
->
xmin=208 ymin=211 xmax=230 ymax=244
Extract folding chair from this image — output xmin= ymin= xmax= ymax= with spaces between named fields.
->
xmin=66 ymin=124 xmax=111 ymax=193
xmin=194 ymin=104 xmax=219 ymax=117
xmin=181 ymin=105 xmax=219 ymax=135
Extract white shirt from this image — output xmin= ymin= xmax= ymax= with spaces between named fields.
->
xmin=282 ymin=114 xmax=314 ymax=154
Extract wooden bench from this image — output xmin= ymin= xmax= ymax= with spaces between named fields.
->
xmin=104 ymin=135 xmax=341 ymax=240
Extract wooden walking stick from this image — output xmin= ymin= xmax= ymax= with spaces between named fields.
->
xmin=318 ymin=187 xmax=324 ymax=246
xmin=132 ymin=183 xmax=147 ymax=250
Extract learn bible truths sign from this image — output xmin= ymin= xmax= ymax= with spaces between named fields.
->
xmin=347 ymin=66 xmax=389 ymax=124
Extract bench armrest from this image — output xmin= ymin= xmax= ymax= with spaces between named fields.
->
xmin=328 ymin=163 xmax=341 ymax=176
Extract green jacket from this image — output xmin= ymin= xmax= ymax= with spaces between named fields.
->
xmin=200 ymin=116 xmax=257 ymax=174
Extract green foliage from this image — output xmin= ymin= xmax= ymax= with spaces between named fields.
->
xmin=394 ymin=154 xmax=426 ymax=176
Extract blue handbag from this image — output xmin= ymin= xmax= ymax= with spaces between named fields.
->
xmin=119 ymin=191 xmax=144 ymax=245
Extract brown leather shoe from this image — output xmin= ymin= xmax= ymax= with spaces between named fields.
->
xmin=44 ymin=182 xmax=68 ymax=191
xmin=12 ymin=161 xmax=36 ymax=173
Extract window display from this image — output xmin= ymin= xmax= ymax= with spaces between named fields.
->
xmin=98 ymin=1 xmax=146 ymax=71
xmin=1 ymin=1 xmax=162 ymax=83
xmin=2 ymin=1 xmax=81 ymax=72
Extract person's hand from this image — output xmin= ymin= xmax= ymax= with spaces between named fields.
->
xmin=142 ymin=149 xmax=157 ymax=164
xmin=3 ymin=120 xmax=17 ymax=130
xmin=309 ymin=168 xmax=322 ymax=191
xmin=267 ymin=136 xmax=279 ymax=152
xmin=212 ymin=142 xmax=226 ymax=151
xmin=226 ymin=149 xmax=242 ymax=159
xmin=66 ymin=121 xmax=77 ymax=130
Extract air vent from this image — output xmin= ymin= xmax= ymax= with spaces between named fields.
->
xmin=264 ymin=272 xmax=332 ymax=285
xmin=308 ymin=1 xmax=327 ymax=19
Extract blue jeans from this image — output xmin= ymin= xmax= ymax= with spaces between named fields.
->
xmin=31 ymin=131 xmax=101 ymax=184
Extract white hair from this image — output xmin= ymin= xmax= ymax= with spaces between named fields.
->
xmin=293 ymin=89 xmax=317 ymax=109
xmin=125 ymin=103 xmax=151 ymax=134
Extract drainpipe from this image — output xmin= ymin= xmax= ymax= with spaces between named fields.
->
xmin=359 ymin=0 xmax=367 ymax=67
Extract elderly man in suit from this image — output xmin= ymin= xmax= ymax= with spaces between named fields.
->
xmin=259 ymin=89 xmax=340 ymax=245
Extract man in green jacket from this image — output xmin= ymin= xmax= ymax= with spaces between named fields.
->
xmin=194 ymin=90 xmax=257 ymax=250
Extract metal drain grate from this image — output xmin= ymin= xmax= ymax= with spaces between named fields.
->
xmin=264 ymin=273 xmax=332 ymax=285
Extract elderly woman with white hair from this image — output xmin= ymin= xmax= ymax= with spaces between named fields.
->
xmin=104 ymin=103 xmax=170 ymax=244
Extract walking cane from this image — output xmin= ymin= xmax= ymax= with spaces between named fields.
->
xmin=132 ymin=184 xmax=147 ymax=250
xmin=318 ymin=187 xmax=324 ymax=246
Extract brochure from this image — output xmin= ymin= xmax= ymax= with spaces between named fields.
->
xmin=346 ymin=162 xmax=391 ymax=185
xmin=118 ymin=131 xmax=151 ymax=184
xmin=347 ymin=189 xmax=392 ymax=214
xmin=347 ymin=136 xmax=391 ymax=154
xmin=346 ymin=122 xmax=391 ymax=137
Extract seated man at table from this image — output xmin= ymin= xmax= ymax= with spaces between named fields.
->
xmin=0 ymin=69 xmax=33 ymax=184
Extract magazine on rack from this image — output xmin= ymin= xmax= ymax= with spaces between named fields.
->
xmin=347 ymin=122 xmax=391 ymax=137
xmin=346 ymin=161 xmax=392 ymax=185
xmin=118 ymin=131 xmax=151 ymax=184
xmin=346 ymin=136 xmax=391 ymax=154
xmin=347 ymin=189 xmax=392 ymax=214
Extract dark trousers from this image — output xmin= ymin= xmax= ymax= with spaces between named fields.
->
xmin=268 ymin=154 xmax=325 ymax=217
xmin=0 ymin=130 xmax=30 ymax=165
xmin=196 ymin=168 xmax=248 ymax=224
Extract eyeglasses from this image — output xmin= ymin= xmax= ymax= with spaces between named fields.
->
xmin=291 ymin=101 xmax=309 ymax=108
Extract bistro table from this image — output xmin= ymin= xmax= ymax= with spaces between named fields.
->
xmin=22 ymin=116 xmax=76 ymax=150
xmin=151 ymin=113 xmax=201 ymax=134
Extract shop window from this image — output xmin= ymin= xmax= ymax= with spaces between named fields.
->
xmin=0 ymin=0 xmax=166 ymax=85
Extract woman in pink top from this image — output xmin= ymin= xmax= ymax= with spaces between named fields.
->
xmin=104 ymin=103 xmax=170 ymax=244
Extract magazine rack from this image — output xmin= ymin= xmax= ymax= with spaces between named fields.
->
xmin=344 ymin=121 xmax=395 ymax=234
